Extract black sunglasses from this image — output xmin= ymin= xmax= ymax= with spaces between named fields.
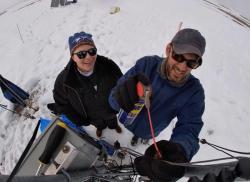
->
xmin=171 ymin=50 xmax=202 ymax=69
xmin=73 ymin=48 xmax=97 ymax=59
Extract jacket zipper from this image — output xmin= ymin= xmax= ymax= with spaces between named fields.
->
xmin=64 ymin=84 xmax=88 ymax=118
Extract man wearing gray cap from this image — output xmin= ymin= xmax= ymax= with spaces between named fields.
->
xmin=109 ymin=28 xmax=206 ymax=181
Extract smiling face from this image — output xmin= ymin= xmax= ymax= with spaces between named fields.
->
xmin=165 ymin=44 xmax=199 ymax=83
xmin=71 ymin=44 xmax=97 ymax=73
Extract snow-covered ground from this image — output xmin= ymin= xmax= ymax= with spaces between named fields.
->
xmin=0 ymin=0 xmax=250 ymax=181
xmin=217 ymin=0 xmax=250 ymax=19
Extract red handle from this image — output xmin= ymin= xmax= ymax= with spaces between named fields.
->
xmin=137 ymin=82 xmax=161 ymax=159
xmin=136 ymin=82 xmax=145 ymax=97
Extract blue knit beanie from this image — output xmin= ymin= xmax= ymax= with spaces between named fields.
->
xmin=68 ymin=32 xmax=95 ymax=54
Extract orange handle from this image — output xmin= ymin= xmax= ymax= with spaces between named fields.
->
xmin=136 ymin=82 xmax=145 ymax=98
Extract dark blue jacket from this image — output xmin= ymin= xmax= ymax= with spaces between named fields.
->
xmin=109 ymin=55 xmax=205 ymax=160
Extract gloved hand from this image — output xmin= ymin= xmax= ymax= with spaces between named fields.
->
xmin=47 ymin=103 xmax=58 ymax=114
xmin=145 ymin=140 xmax=187 ymax=162
xmin=114 ymin=73 xmax=150 ymax=113
xmin=134 ymin=140 xmax=188 ymax=182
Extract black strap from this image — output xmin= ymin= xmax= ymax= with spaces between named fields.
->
xmin=6 ymin=119 xmax=41 ymax=182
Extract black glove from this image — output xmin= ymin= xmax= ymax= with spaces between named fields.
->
xmin=145 ymin=140 xmax=187 ymax=162
xmin=134 ymin=140 xmax=188 ymax=182
xmin=115 ymin=73 xmax=150 ymax=113
xmin=47 ymin=103 xmax=58 ymax=114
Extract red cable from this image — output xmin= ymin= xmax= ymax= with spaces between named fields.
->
xmin=146 ymin=108 xmax=162 ymax=159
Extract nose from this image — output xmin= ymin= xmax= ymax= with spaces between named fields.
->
xmin=85 ymin=52 xmax=93 ymax=59
xmin=176 ymin=61 xmax=189 ymax=71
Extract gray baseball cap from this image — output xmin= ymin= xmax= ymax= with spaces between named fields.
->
xmin=171 ymin=28 xmax=206 ymax=57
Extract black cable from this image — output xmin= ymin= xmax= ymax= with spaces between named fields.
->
xmin=120 ymin=147 xmax=143 ymax=157
xmin=189 ymin=156 xmax=239 ymax=165
xmin=0 ymin=103 xmax=35 ymax=119
xmin=129 ymin=155 xmax=137 ymax=178
xmin=130 ymin=156 xmax=137 ymax=182
xmin=205 ymin=143 xmax=236 ymax=158
xmin=200 ymin=139 xmax=250 ymax=155
xmin=60 ymin=168 xmax=71 ymax=182
xmin=6 ymin=119 xmax=41 ymax=182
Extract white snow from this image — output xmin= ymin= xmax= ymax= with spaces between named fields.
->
xmin=0 ymin=0 xmax=250 ymax=181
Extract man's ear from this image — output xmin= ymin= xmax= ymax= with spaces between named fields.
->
xmin=71 ymin=55 xmax=76 ymax=63
xmin=165 ymin=43 xmax=172 ymax=57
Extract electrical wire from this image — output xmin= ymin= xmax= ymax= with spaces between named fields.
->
xmin=200 ymin=139 xmax=250 ymax=155
xmin=146 ymin=107 xmax=162 ymax=159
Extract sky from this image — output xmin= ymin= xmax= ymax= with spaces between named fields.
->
xmin=0 ymin=0 xmax=250 ymax=181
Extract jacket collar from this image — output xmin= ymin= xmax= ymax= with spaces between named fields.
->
xmin=63 ymin=59 xmax=82 ymax=89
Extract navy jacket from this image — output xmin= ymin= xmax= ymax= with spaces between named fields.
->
xmin=109 ymin=55 xmax=205 ymax=160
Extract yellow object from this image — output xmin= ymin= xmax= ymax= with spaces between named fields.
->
xmin=110 ymin=6 xmax=120 ymax=14
xmin=57 ymin=121 xmax=67 ymax=129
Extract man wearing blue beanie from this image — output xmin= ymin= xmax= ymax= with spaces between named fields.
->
xmin=52 ymin=32 xmax=123 ymax=137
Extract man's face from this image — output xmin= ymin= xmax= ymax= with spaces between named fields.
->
xmin=71 ymin=44 xmax=97 ymax=73
xmin=166 ymin=45 xmax=200 ymax=83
